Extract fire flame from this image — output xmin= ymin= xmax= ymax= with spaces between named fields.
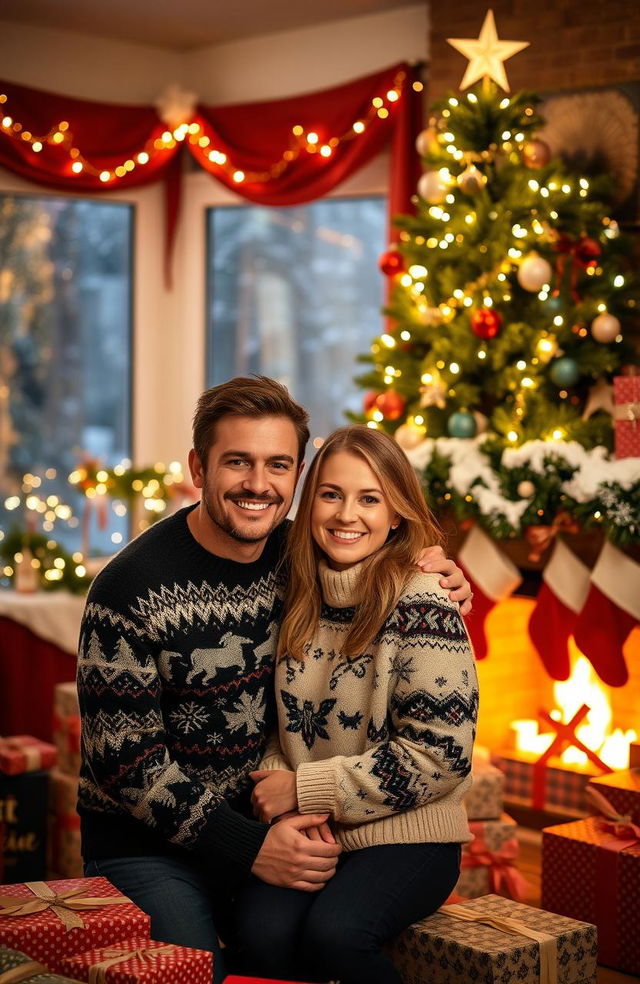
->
xmin=512 ymin=656 xmax=637 ymax=769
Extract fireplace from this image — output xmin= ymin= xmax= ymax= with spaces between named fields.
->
xmin=474 ymin=598 xmax=639 ymax=807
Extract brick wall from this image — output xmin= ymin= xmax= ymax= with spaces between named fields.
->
xmin=427 ymin=0 xmax=640 ymax=98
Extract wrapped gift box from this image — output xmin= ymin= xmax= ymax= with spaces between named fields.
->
xmin=0 ymin=875 xmax=150 ymax=971
xmin=491 ymin=749 xmax=600 ymax=815
xmin=59 ymin=934 xmax=213 ymax=984
xmin=463 ymin=760 xmax=504 ymax=820
xmin=454 ymin=813 xmax=527 ymax=902
xmin=542 ymin=816 xmax=640 ymax=975
xmin=48 ymin=768 xmax=82 ymax=879
xmin=588 ymin=768 xmax=640 ymax=824
xmin=0 ymin=735 xmax=57 ymax=776
xmin=0 ymin=769 xmax=49 ymax=882
xmin=0 ymin=946 xmax=81 ymax=983
xmin=390 ymin=893 xmax=597 ymax=984
xmin=613 ymin=373 xmax=640 ymax=459
xmin=52 ymin=683 xmax=81 ymax=778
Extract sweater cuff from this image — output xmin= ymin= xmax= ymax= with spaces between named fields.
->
xmin=196 ymin=800 xmax=269 ymax=872
xmin=296 ymin=760 xmax=337 ymax=815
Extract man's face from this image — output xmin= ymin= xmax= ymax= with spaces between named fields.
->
xmin=189 ymin=414 xmax=303 ymax=546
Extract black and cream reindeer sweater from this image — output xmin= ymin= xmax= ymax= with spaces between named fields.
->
xmin=77 ymin=505 xmax=288 ymax=871
xmin=263 ymin=561 xmax=478 ymax=850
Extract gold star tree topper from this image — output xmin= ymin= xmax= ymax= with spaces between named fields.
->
xmin=447 ymin=10 xmax=529 ymax=92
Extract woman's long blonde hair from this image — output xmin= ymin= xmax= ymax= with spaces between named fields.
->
xmin=277 ymin=425 xmax=443 ymax=661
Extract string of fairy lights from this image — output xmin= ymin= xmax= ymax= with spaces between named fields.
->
xmin=0 ymin=460 xmax=192 ymax=589
xmin=367 ymin=83 xmax=629 ymax=447
xmin=0 ymin=69 xmax=419 ymax=187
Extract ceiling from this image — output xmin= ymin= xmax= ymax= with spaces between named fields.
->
xmin=0 ymin=0 xmax=420 ymax=51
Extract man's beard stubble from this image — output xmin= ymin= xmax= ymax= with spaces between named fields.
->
xmin=202 ymin=486 xmax=284 ymax=544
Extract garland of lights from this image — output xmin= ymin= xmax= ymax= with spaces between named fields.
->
xmin=1 ymin=459 xmax=195 ymax=592
xmin=0 ymin=69 xmax=417 ymax=187
xmin=406 ymin=436 xmax=640 ymax=549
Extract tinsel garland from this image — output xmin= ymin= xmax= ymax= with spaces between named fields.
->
xmin=405 ymin=437 xmax=640 ymax=548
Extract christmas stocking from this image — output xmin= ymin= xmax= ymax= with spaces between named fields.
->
xmin=573 ymin=541 xmax=640 ymax=687
xmin=528 ymin=539 xmax=590 ymax=681
xmin=458 ymin=525 xmax=522 ymax=659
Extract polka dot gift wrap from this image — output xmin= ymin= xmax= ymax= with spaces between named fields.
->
xmin=0 ymin=877 xmax=150 ymax=973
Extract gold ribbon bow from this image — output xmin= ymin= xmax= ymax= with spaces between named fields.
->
xmin=0 ymin=881 xmax=131 ymax=932
xmin=586 ymin=785 xmax=640 ymax=841
xmin=0 ymin=961 xmax=49 ymax=984
xmin=440 ymin=903 xmax=557 ymax=984
xmin=88 ymin=945 xmax=176 ymax=984
xmin=614 ymin=402 xmax=640 ymax=428
xmin=524 ymin=510 xmax=579 ymax=563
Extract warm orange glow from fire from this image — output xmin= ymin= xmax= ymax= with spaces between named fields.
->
xmin=512 ymin=656 xmax=638 ymax=769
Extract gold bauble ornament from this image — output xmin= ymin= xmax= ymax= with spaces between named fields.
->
xmin=457 ymin=164 xmax=487 ymax=195
xmin=415 ymin=127 xmax=440 ymax=157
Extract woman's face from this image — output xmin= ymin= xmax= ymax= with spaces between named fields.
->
xmin=310 ymin=450 xmax=399 ymax=571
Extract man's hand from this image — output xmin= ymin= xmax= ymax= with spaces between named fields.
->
xmin=250 ymin=769 xmax=298 ymax=822
xmin=416 ymin=545 xmax=473 ymax=616
xmin=251 ymin=813 xmax=341 ymax=891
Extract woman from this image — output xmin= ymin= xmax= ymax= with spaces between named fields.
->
xmin=237 ymin=425 xmax=478 ymax=984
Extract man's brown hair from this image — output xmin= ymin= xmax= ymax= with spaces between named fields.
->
xmin=192 ymin=376 xmax=310 ymax=467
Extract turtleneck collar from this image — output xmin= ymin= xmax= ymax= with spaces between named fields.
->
xmin=317 ymin=558 xmax=368 ymax=608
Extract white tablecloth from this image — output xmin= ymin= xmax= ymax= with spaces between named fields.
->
xmin=0 ymin=591 xmax=85 ymax=654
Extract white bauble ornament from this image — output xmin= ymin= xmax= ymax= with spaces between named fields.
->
xmin=517 ymin=255 xmax=552 ymax=292
xmin=517 ymin=480 xmax=536 ymax=498
xmin=590 ymin=312 xmax=621 ymax=343
xmin=415 ymin=127 xmax=438 ymax=157
xmin=417 ymin=170 xmax=449 ymax=204
xmin=395 ymin=424 xmax=426 ymax=450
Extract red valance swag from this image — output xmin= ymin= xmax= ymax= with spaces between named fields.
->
xmin=0 ymin=63 xmax=422 ymax=284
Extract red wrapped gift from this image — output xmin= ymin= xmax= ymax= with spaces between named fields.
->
xmin=59 ymin=934 xmax=213 ymax=984
xmin=0 ymin=735 xmax=57 ymax=775
xmin=455 ymin=814 xmax=529 ymax=902
xmin=542 ymin=815 xmax=640 ymax=974
xmin=588 ymin=768 xmax=640 ymax=825
xmin=613 ymin=373 xmax=640 ymax=459
xmin=0 ymin=876 xmax=150 ymax=971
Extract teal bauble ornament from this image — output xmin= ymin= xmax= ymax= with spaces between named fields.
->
xmin=447 ymin=410 xmax=477 ymax=438
xmin=549 ymin=357 xmax=580 ymax=387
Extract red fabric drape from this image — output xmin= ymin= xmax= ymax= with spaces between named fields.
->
xmin=0 ymin=617 xmax=76 ymax=741
xmin=0 ymin=64 xmax=422 ymax=282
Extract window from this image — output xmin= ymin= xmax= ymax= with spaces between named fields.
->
xmin=0 ymin=193 xmax=132 ymax=556
xmin=206 ymin=197 xmax=386 ymax=443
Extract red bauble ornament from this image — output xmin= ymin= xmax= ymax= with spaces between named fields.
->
xmin=375 ymin=391 xmax=406 ymax=420
xmin=470 ymin=308 xmax=502 ymax=339
xmin=575 ymin=236 xmax=602 ymax=269
xmin=378 ymin=249 xmax=404 ymax=277
xmin=363 ymin=390 xmax=381 ymax=413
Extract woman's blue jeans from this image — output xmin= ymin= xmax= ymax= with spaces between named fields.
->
xmin=234 ymin=840 xmax=461 ymax=984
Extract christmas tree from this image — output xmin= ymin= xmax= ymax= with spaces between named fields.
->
xmin=354 ymin=15 xmax=637 ymax=456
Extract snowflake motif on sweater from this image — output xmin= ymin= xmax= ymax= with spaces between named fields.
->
xmin=263 ymin=565 xmax=478 ymax=851
xmin=77 ymin=506 xmax=288 ymax=870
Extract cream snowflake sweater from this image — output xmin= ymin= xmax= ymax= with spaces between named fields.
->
xmin=262 ymin=561 xmax=478 ymax=851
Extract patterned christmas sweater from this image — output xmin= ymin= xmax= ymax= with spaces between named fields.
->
xmin=77 ymin=505 xmax=288 ymax=872
xmin=262 ymin=561 xmax=478 ymax=851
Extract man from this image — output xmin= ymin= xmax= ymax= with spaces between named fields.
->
xmin=78 ymin=376 xmax=471 ymax=982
